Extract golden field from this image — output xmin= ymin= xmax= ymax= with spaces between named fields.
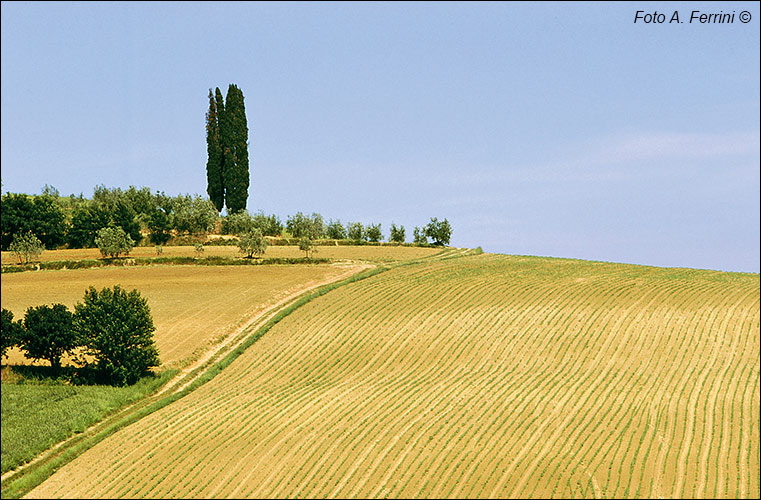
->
xmin=24 ymin=254 xmax=760 ymax=498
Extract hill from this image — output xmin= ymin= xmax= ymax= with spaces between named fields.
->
xmin=23 ymin=252 xmax=759 ymax=498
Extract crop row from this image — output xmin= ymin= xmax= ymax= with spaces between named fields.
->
xmin=27 ymin=254 xmax=760 ymax=498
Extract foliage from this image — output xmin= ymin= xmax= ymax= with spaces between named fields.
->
xmin=423 ymin=217 xmax=452 ymax=246
xmin=205 ymin=88 xmax=225 ymax=212
xmin=0 ymin=373 xmax=170 ymax=474
xmin=287 ymin=212 xmax=324 ymax=239
xmin=222 ymin=210 xmax=254 ymax=235
xmin=413 ymin=226 xmax=427 ymax=245
xmin=299 ymin=236 xmax=314 ymax=258
xmin=347 ymin=221 xmax=365 ymax=241
xmin=251 ymin=211 xmax=283 ymax=236
xmin=365 ymin=223 xmax=382 ymax=242
xmin=8 ymin=231 xmax=45 ymax=264
xmin=74 ymin=286 xmax=160 ymax=386
xmin=2 ymin=308 xmax=22 ymax=360
xmin=238 ymin=228 xmax=268 ymax=258
xmin=389 ymin=223 xmax=405 ymax=244
xmin=67 ymin=205 xmax=111 ymax=248
xmin=19 ymin=304 xmax=77 ymax=371
xmin=326 ymin=219 xmax=347 ymax=240
xmin=147 ymin=208 xmax=171 ymax=245
xmin=95 ymin=226 xmax=134 ymax=258
xmin=194 ymin=243 xmax=205 ymax=257
xmin=0 ymin=192 xmax=67 ymax=250
xmin=171 ymin=195 xmax=218 ymax=234
xmin=221 ymin=84 xmax=250 ymax=214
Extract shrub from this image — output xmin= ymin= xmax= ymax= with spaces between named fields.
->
xmin=95 ymin=226 xmax=134 ymax=258
xmin=366 ymin=223 xmax=382 ymax=242
xmin=194 ymin=243 xmax=205 ymax=257
xmin=74 ymin=286 xmax=160 ymax=386
xmin=389 ymin=223 xmax=405 ymax=244
xmin=19 ymin=304 xmax=77 ymax=372
xmin=238 ymin=228 xmax=268 ymax=258
xmin=8 ymin=231 xmax=45 ymax=264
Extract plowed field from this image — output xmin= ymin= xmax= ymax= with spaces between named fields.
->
xmin=25 ymin=254 xmax=760 ymax=498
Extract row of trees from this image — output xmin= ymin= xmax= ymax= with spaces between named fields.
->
xmin=206 ymin=84 xmax=250 ymax=214
xmin=1 ymin=286 xmax=159 ymax=386
xmin=1 ymin=186 xmax=218 ymax=251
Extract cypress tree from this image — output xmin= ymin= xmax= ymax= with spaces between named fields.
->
xmin=205 ymin=89 xmax=224 ymax=212
xmin=222 ymin=84 xmax=250 ymax=214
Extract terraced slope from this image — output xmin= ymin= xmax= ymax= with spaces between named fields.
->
xmin=27 ymin=254 xmax=760 ymax=498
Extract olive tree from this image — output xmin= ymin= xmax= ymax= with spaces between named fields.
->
xmin=238 ymin=228 xmax=268 ymax=258
xmin=389 ymin=223 xmax=405 ymax=244
xmin=366 ymin=223 xmax=382 ymax=243
xmin=95 ymin=226 xmax=134 ymax=258
xmin=8 ymin=231 xmax=45 ymax=264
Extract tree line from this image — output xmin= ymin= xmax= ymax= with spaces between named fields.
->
xmin=1 ymin=286 xmax=159 ymax=386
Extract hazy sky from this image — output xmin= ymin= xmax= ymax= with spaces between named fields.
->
xmin=2 ymin=1 xmax=759 ymax=272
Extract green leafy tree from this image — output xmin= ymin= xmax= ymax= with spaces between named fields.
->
xmin=147 ymin=208 xmax=172 ymax=245
xmin=222 ymin=210 xmax=254 ymax=235
xmin=238 ymin=228 xmax=268 ymax=258
xmin=194 ymin=243 xmax=205 ymax=257
xmin=251 ymin=212 xmax=283 ymax=236
xmin=326 ymin=219 xmax=346 ymax=240
xmin=221 ymin=84 xmax=250 ymax=213
xmin=424 ymin=217 xmax=452 ymax=246
xmin=299 ymin=236 xmax=314 ymax=258
xmin=347 ymin=222 xmax=365 ymax=241
xmin=413 ymin=226 xmax=427 ymax=245
xmin=171 ymin=195 xmax=218 ymax=234
xmin=287 ymin=212 xmax=324 ymax=239
xmin=1 ymin=308 xmax=22 ymax=361
xmin=0 ymin=192 xmax=66 ymax=250
xmin=95 ymin=226 xmax=134 ymax=258
xmin=206 ymin=89 xmax=225 ymax=212
xmin=74 ymin=286 xmax=160 ymax=386
xmin=19 ymin=304 xmax=77 ymax=372
xmin=389 ymin=223 xmax=405 ymax=244
xmin=67 ymin=205 xmax=111 ymax=248
xmin=8 ymin=231 xmax=45 ymax=264
xmin=366 ymin=223 xmax=382 ymax=242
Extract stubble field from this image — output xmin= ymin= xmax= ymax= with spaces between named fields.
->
xmin=24 ymin=253 xmax=760 ymax=499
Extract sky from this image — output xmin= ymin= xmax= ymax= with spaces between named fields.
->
xmin=1 ymin=1 xmax=759 ymax=273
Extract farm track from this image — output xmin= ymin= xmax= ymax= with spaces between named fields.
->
xmin=22 ymin=253 xmax=761 ymax=499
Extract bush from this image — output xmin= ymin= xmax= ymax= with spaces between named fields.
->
xmin=194 ymin=243 xmax=205 ymax=257
xmin=19 ymin=304 xmax=77 ymax=372
xmin=389 ymin=223 xmax=405 ymax=244
xmin=238 ymin=228 xmax=268 ymax=258
xmin=74 ymin=286 xmax=160 ymax=386
xmin=1 ymin=308 xmax=23 ymax=360
xmin=8 ymin=231 xmax=45 ymax=264
xmin=366 ymin=223 xmax=382 ymax=243
xmin=95 ymin=226 xmax=134 ymax=258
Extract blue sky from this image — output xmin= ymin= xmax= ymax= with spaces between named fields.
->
xmin=2 ymin=1 xmax=759 ymax=272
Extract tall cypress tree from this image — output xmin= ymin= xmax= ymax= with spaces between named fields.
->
xmin=205 ymin=89 xmax=224 ymax=212
xmin=222 ymin=84 xmax=250 ymax=214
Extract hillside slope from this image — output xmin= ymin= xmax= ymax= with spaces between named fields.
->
xmin=27 ymin=254 xmax=760 ymax=499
